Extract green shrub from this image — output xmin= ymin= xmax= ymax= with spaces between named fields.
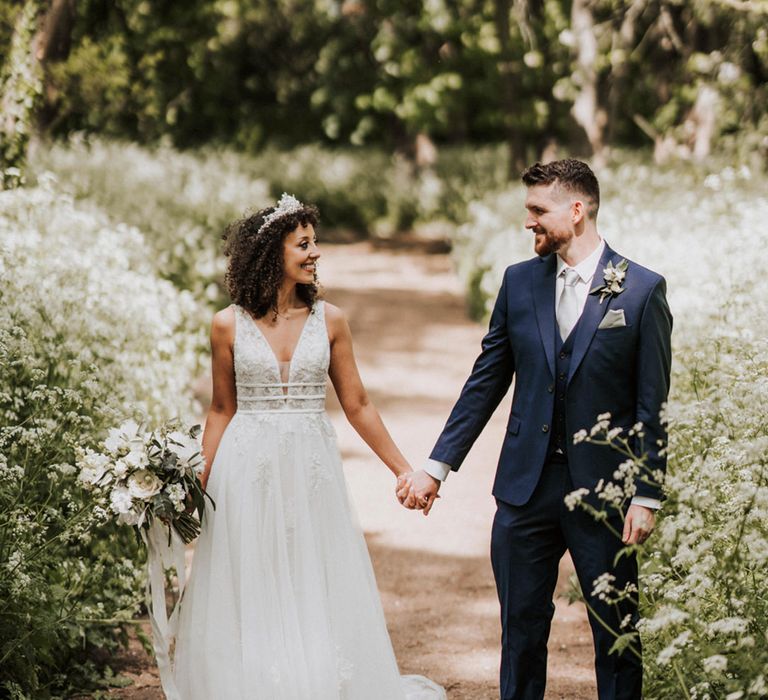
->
xmin=0 ymin=179 xmax=204 ymax=696
xmin=29 ymin=138 xmax=495 ymax=268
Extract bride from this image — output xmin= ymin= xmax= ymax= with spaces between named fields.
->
xmin=173 ymin=194 xmax=446 ymax=700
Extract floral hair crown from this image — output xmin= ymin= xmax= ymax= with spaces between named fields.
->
xmin=257 ymin=193 xmax=305 ymax=235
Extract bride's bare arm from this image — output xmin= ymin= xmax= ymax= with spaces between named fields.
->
xmin=326 ymin=303 xmax=412 ymax=479
xmin=200 ymin=307 xmax=237 ymax=490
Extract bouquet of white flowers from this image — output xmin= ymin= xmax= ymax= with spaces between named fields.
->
xmin=77 ymin=418 xmax=212 ymax=544
xmin=78 ymin=418 xmax=213 ymax=700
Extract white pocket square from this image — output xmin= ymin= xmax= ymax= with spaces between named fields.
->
xmin=598 ymin=309 xmax=626 ymax=329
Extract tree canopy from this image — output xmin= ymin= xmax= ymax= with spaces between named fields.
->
xmin=1 ymin=0 xmax=766 ymax=174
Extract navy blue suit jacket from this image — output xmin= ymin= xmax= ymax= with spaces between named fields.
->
xmin=430 ymin=244 xmax=673 ymax=506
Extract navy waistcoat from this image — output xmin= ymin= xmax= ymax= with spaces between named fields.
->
xmin=549 ymin=324 xmax=578 ymax=457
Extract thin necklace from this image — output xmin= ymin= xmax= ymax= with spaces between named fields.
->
xmin=271 ymin=306 xmax=298 ymax=322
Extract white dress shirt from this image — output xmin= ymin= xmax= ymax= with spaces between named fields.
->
xmin=424 ymin=239 xmax=661 ymax=510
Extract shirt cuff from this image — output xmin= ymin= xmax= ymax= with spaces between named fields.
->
xmin=423 ymin=459 xmax=452 ymax=482
xmin=630 ymin=496 xmax=661 ymax=510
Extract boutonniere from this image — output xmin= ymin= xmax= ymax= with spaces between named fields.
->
xmin=590 ymin=259 xmax=628 ymax=304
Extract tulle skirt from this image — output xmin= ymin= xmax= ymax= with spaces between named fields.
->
xmin=174 ymin=411 xmax=445 ymax=700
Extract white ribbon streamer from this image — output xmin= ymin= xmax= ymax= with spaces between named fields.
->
xmin=143 ymin=520 xmax=188 ymax=700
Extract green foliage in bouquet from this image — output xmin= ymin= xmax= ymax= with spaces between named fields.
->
xmin=0 ymin=180 xmax=204 ymax=696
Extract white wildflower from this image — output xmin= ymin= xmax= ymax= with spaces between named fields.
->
xmin=702 ymin=654 xmax=727 ymax=674
xmin=564 ymin=487 xmax=590 ymax=511
xmin=706 ymin=617 xmax=749 ymax=636
xmin=591 ymin=572 xmax=616 ymax=600
xmin=748 ymin=676 xmax=767 ymax=696
xmin=572 ymin=429 xmax=588 ymax=444
xmin=596 ymin=481 xmax=628 ymax=506
xmin=657 ymin=631 xmax=691 ymax=665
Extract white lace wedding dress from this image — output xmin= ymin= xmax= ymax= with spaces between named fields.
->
xmin=174 ymin=302 xmax=446 ymax=700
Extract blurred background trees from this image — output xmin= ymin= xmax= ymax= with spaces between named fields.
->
xmin=1 ymin=0 xmax=766 ymax=179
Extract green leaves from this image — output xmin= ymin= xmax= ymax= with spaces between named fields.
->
xmin=608 ymin=632 xmax=639 ymax=656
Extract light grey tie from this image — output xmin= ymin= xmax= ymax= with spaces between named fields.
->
xmin=557 ymin=267 xmax=581 ymax=340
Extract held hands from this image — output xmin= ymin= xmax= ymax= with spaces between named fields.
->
xmin=395 ymin=470 xmax=441 ymax=516
xmin=622 ymin=504 xmax=656 ymax=545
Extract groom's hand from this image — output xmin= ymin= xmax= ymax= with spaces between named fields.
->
xmin=396 ymin=470 xmax=441 ymax=515
xmin=622 ymin=504 xmax=655 ymax=545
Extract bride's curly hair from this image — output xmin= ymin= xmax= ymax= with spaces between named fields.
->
xmin=223 ymin=202 xmax=320 ymax=319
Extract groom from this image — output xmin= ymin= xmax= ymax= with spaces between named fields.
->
xmin=398 ymin=159 xmax=672 ymax=700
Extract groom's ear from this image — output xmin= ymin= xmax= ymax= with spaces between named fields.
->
xmin=570 ymin=199 xmax=586 ymax=224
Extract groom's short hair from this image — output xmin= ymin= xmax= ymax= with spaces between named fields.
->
xmin=521 ymin=159 xmax=600 ymax=218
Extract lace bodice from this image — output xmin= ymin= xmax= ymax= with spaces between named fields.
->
xmin=232 ymin=302 xmax=329 ymax=413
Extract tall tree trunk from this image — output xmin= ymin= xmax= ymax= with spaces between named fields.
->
xmin=606 ymin=0 xmax=647 ymax=145
xmin=36 ymin=0 xmax=76 ymax=131
xmin=495 ymin=0 xmax=527 ymax=178
xmin=570 ymin=0 xmax=607 ymax=164
xmin=0 ymin=0 xmax=44 ymax=187
xmin=686 ymin=84 xmax=719 ymax=160
xmin=37 ymin=0 xmax=75 ymax=62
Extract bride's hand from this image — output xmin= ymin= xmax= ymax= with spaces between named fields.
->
xmin=184 ymin=491 xmax=197 ymax=515
xmin=395 ymin=473 xmax=410 ymax=501
xmin=185 ymin=476 xmax=208 ymax=514
xmin=396 ymin=470 xmax=440 ymax=515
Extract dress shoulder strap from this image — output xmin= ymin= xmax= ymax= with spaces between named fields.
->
xmin=304 ymin=300 xmax=330 ymax=354
xmin=230 ymin=304 xmax=254 ymax=349
xmin=231 ymin=303 xmax=242 ymax=334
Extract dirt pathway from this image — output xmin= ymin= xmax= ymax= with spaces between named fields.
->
xmin=107 ymin=242 xmax=595 ymax=699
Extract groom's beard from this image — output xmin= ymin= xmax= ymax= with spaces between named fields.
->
xmin=533 ymin=228 xmax=571 ymax=256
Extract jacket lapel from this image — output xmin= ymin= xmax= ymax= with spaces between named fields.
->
xmin=567 ymin=244 xmax=621 ymax=385
xmin=532 ymin=254 xmax=557 ymax=379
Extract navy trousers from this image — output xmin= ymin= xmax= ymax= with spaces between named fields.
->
xmin=490 ymin=456 xmax=642 ymax=700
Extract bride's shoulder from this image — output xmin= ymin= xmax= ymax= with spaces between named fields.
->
xmin=322 ymin=302 xmax=348 ymax=325
xmin=322 ymin=301 xmax=343 ymax=321
xmin=321 ymin=302 xmax=349 ymax=341
xmin=211 ymin=305 xmax=236 ymax=339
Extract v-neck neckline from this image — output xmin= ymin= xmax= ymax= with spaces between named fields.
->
xmin=243 ymin=305 xmax=313 ymax=388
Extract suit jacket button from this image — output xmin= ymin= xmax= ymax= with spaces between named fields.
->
xmin=547 ymin=384 xmax=554 ymax=393
xmin=542 ymin=424 xmax=550 ymax=433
